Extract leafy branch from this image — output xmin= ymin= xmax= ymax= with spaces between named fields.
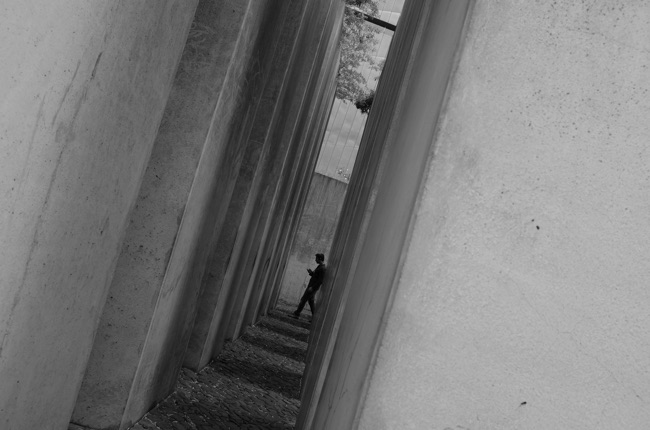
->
xmin=335 ymin=0 xmax=382 ymax=112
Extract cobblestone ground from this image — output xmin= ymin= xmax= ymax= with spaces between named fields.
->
xmin=128 ymin=301 xmax=311 ymax=430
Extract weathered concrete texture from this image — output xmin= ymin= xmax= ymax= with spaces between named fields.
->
xmin=71 ymin=1 xmax=293 ymax=428
xmin=300 ymin=0 xmax=650 ymax=429
xmin=184 ymin=0 xmax=344 ymax=374
xmin=279 ymin=173 xmax=348 ymax=304
xmin=298 ymin=1 xmax=473 ymax=429
xmin=239 ymin=53 xmax=340 ymax=341
xmin=258 ymin=13 xmax=343 ymax=324
xmin=0 ymin=1 xmax=197 ymax=428
xmin=224 ymin=0 xmax=344 ymax=342
xmin=182 ymin=0 xmax=311 ymax=372
xmin=358 ymin=1 xmax=650 ymax=429
xmin=119 ymin=3 xmax=293 ymax=427
xmin=184 ymin=139 xmax=264 ymax=371
xmin=251 ymin=86 xmax=338 ymax=336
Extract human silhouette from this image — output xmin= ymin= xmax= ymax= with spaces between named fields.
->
xmin=291 ymin=253 xmax=326 ymax=319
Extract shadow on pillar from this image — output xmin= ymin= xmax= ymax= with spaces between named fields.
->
xmin=71 ymin=1 xmax=294 ymax=428
xmin=183 ymin=0 xmax=345 ymax=373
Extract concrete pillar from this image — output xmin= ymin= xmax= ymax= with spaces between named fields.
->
xmin=186 ymin=0 xmax=344 ymax=365
xmin=239 ymin=43 xmax=340 ymax=333
xmin=0 ymin=2 xmax=196 ymax=428
xmin=304 ymin=0 xmax=650 ymax=429
xmin=240 ymin=15 xmax=343 ymax=325
xmin=298 ymin=2 xmax=472 ymax=427
xmin=223 ymin=207 xmax=266 ymax=339
xmin=183 ymin=0 xmax=311 ymax=370
xmin=70 ymin=1 xmax=294 ymax=428
xmin=183 ymin=139 xmax=264 ymax=371
xmin=261 ymin=48 xmax=342 ymax=320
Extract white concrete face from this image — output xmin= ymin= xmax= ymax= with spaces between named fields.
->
xmin=73 ymin=1 xmax=260 ymax=426
xmin=358 ymin=1 xmax=650 ymax=429
xmin=0 ymin=1 xmax=196 ymax=428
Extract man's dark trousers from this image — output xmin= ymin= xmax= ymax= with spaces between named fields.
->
xmin=294 ymin=286 xmax=316 ymax=316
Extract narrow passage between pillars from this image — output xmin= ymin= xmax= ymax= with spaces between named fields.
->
xmin=116 ymin=302 xmax=311 ymax=430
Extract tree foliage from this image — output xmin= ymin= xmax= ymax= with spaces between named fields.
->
xmin=354 ymin=91 xmax=374 ymax=114
xmin=335 ymin=0 xmax=381 ymax=107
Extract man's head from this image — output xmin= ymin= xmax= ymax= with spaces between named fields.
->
xmin=315 ymin=253 xmax=325 ymax=264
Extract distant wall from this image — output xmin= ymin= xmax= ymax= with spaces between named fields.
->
xmin=280 ymin=173 xmax=347 ymax=304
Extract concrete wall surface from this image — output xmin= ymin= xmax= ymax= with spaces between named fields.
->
xmin=312 ymin=1 xmax=650 ymax=429
xmin=225 ymin=0 xmax=342 ymax=341
xmin=71 ymin=1 xmax=297 ymax=428
xmin=0 ymin=1 xmax=196 ymax=428
xmin=182 ymin=0 xmax=342 ymax=372
xmin=259 ymin=3 xmax=343 ymax=323
xmin=185 ymin=0 xmax=343 ymax=365
xmin=225 ymin=35 xmax=340 ymax=340
xmin=117 ymin=2 xmax=288 ymax=427
xmin=301 ymin=1 xmax=473 ymax=429
xmin=280 ymin=173 xmax=347 ymax=304
xmin=258 ymin=54 xmax=340 ymax=323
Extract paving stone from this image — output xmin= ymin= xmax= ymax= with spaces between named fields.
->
xmin=127 ymin=301 xmax=306 ymax=429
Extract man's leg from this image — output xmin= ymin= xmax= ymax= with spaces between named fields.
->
xmin=293 ymin=294 xmax=307 ymax=316
xmin=307 ymin=295 xmax=316 ymax=315
xmin=293 ymin=288 xmax=312 ymax=317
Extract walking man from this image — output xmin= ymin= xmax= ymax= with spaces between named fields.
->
xmin=291 ymin=253 xmax=326 ymax=319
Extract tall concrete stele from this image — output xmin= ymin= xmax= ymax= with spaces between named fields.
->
xmin=0 ymin=0 xmax=343 ymax=429
xmin=277 ymin=1 xmax=403 ymax=305
xmin=2 ymin=1 xmax=650 ymax=430
xmin=301 ymin=1 xmax=650 ymax=429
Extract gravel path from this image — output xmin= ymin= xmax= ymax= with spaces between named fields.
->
xmin=129 ymin=301 xmax=311 ymax=430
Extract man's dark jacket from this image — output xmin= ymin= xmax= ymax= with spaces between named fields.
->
xmin=307 ymin=263 xmax=326 ymax=291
